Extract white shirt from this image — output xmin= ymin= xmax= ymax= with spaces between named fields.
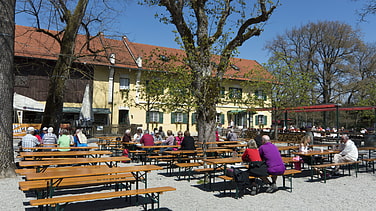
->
xmin=339 ymin=140 xmax=358 ymax=161
xmin=21 ymin=134 xmax=39 ymax=151
xmin=133 ymin=133 xmax=143 ymax=142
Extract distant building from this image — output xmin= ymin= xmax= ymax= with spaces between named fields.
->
xmin=14 ymin=25 xmax=273 ymax=134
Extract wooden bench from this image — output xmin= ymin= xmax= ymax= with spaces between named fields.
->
xmin=146 ymin=155 xmax=175 ymax=165
xmin=15 ymin=164 xmax=111 ymax=175
xmin=218 ymin=169 xmax=302 ymax=198
xmin=194 ymin=166 xmax=225 ymax=187
xmin=129 ymin=150 xmax=147 ymax=163
xmin=19 ymin=173 xmax=136 ymax=192
xmin=362 ymin=158 xmax=376 ymax=174
xmin=175 ymin=162 xmax=203 ymax=181
xmin=29 ymin=186 xmax=176 ymax=211
xmin=311 ymin=161 xmax=361 ymax=182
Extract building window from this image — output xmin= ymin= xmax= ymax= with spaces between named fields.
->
xmin=219 ymin=87 xmax=225 ymax=98
xmin=192 ymin=113 xmax=197 ymax=124
xmin=118 ymin=110 xmax=129 ymax=125
xmin=147 ymin=111 xmax=163 ymax=123
xmin=255 ymin=115 xmax=267 ymax=126
xmin=255 ymin=90 xmax=267 ymax=100
xmin=171 ymin=112 xmax=188 ymax=124
xmin=216 ymin=113 xmax=225 ymax=124
xmin=119 ymin=78 xmax=130 ymax=90
xmin=229 ymin=87 xmax=242 ymax=99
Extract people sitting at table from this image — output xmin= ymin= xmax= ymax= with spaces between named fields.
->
xmin=180 ymin=130 xmax=196 ymax=150
xmin=140 ymin=130 xmax=154 ymax=151
xmin=40 ymin=127 xmax=48 ymax=139
xmin=299 ymin=135 xmax=314 ymax=164
xmin=241 ymin=139 xmax=264 ymax=195
xmin=57 ymin=129 xmax=71 ymax=151
xmin=21 ymin=127 xmax=40 ymax=151
xmin=159 ymin=130 xmax=175 ymax=154
xmin=259 ymin=135 xmax=285 ymax=193
xmin=133 ymin=127 xmax=143 ymax=143
xmin=255 ymin=131 xmax=263 ymax=148
xmin=332 ymin=134 xmax=358 ymax=175
xmin=34 ymin=129 xmax=42 ymax=144
xmin=122 ymin=129 xmax=132 ymax=148
xmin=226 ymin=129 xmax=238 ymax=141
xmin=42 ymin=127 xmax=58 ymax=149
xmin=158 ymin=126 xmax=166 ymax=139
xmin=74 ymin=129 xmax=88 ymax=148
xmin=174 ymin=131 xmax=184 ymax=150
xmin=153 ymin=131 xmax=163 ymax=143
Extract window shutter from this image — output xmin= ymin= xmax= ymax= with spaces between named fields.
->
xmin=255 ymin=115 xmax=259 ymax=125
xmin=146 ymin=111 xmax=150 ymax=123
xmin=192 ymin=113 xmax=197 ymax=124
xmin=220 ymin=114 xmax=225 ymax=124
xmin=263 ymin=94 xmax=267 ymax=101
xmin=263 ymin=116 xmax=267 ymax=125
xmin=159 ymin=112 xmax=164 ymax=123
xmin=171 ymin=112 xmax=176 ymax=124
xmin=183 ymin=113 xmax=188 ymax=124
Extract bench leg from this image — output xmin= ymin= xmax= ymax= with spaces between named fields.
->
xmin=144 ymin=192 xmax=160 ymax=211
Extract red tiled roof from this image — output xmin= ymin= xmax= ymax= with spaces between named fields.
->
xmin=15 ymin=25 xmax=274 ymax=81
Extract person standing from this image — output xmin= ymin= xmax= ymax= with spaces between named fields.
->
xmin=258 ymin=135 xmax=285 ymax=193
xmin=333 ymin=134 xmax=358 ymax=174
xmin=57 ymin=129 xmax=71 ymax=151
xmin=21 ymin=127 xmax=40 ymax=151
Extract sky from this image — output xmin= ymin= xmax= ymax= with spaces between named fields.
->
xmin=16 ymin=0 xmax=376 ymax=64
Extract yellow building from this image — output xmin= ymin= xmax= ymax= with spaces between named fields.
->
xmin=14 ymin=25 xmax=273 ymax=135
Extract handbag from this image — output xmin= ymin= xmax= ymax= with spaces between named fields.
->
xmin=248 ymin=161 xmax=269 ymax=177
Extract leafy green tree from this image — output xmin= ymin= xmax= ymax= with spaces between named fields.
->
xmin=141 ymin=0 xmax=279 ymax=143
xmin=124 ymin=68 xmax=170 ymax=131
xmin=0 ymin=0 xmax=16 ymax=178
xmin=265 ymin=21 xmax=363 ymax=126
xmin=17 ymin=0 xmax=121 ymax=132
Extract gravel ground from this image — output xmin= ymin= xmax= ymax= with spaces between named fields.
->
xmin=3 ymin=140 xmax=376 ymax=211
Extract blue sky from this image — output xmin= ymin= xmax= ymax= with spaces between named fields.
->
xmin=16 ymin=0 xmax=376 ymax=64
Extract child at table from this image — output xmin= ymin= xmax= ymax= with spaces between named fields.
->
xmin=300 ymin=135 xmax=322 ymax=165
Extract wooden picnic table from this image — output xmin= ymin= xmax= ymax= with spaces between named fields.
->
xmin=21 ymin=146 xmax=99 ymax=151
xmin=18 ymin=156 xmax=131 ymax=171
xmin=203 ymin=157 xmax=242 ymax=172
xmin=358 ymin=146 xmax=376 ymax=158
xmin=19 ymin=150 xmax=112 ymax=159
xmin=24 ymin=164 xmax=163 ymax=198
xmin=222 ymin=144 xmax=247 ymax=148
xmin=137 ymin=145 xmax=180 ymax=149
xmin=197 ymin=141 xmax=242 ymax=145
xmin=292 ymin=150 xmax=339 ymax=180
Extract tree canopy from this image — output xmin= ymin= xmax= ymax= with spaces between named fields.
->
xmin=141 ymin=0 xmax=279 ymax=143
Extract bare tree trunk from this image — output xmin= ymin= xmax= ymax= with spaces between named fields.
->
xmin=0 ymin=0 xmax=16 ymax=178
xmin=41 ymin=0 xmax=89 ymax=132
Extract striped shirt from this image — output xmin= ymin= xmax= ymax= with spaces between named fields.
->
xmin=21 ymin=134 xmax=39 ymax=151
xmin=42 ymin=133 xmax=57 ymax=145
